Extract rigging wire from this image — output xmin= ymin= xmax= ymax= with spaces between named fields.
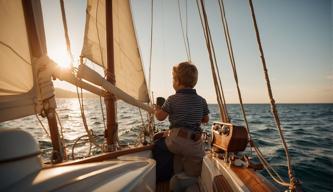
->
xmin=253 ymin=144 xmax=287 ymax=183
xmin=95 ymin=0 xmax=105 ymax=68
xmin=60 ymin=0 xmax=74 ymax=67
xmin=185 ymin=0 xmax=191 ymax=61
xmin=76 ymin=86 xmax=103 ymax=150
xmin=138 ymin=108 xmax=147 ymax=144
xmin=148 ymin=0 xmax=154 ymax=96
xmin=93 ymin=0 xmax=108 ymax=136
xmin=247 ymin=0 xmax=296 ymax=189
xmin=216 ymin=2 xmax=286 ymax=185
xmin=55 ymin=111 xmax=68 ymax=160
xmin=99 ymin=94 xmax=107 ymax=132
xmin=216 ymin=0 xmax=288 ymax=185
xmin=197 ymin=0 xmax=294 ymax=188
xmin=196 ymin=0 xmax=229 ymax=122
xmin=178 ymin=0 xmax=191 ymax=61
xmin=60 ymin=0 xmax=104 ymax=154
xmin=145 ymin=0 xmax=156 ymax=143
xmin=217 ymin=0 xmax=253 ymax=155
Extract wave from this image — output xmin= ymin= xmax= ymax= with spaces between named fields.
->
xmin=2 ymin=101 xmax=332 ymax=192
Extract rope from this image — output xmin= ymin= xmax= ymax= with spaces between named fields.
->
xmin=196 ymin=0 xmax=222 ymax=119
xmin=138 ymin=108 xmax=147 ymax=144
xmin=196 ymin=0 xmax=293 ymax=188
xmin=71 ymin=134 xmax=92 ymax=159
xmin=208 ymin=28 xmax=230 ymax=122
xmin=35 ymin=114 xmax=50 ymax=137
xmin=146 ymin=0 xmax=156 ymax=141
xmin=211 ymin=0 xmax=293 ymax=188
xmin=76 ymin=86 xmax=103 ymax=150
xmin=55 ymin=111 xmax=67 ymax=152
xmin=196 ymin=0 xmax=229 ymax=122
xmin=178 ymin=0 xmax=191 ymax=61
xmin=217 ymin=0 xmax=253 ymax=155
xmin=54 ymin=111 xmax=68 ymax=160
xmin=248 ymin=0 xmax=295 ymax=190
xmin=60 ymin=0 xmax=104 ymax=156
xmin=148 ymin=0 xmax=154 ymax=94
xmin=60 ymin=0 xmax=74 ymax=67
xmin=253 ymin=145 xmax=290 ymax=187
xmin=254 ymin=144 xmax=286 ymax=182
xmin=95 ymin=0 xmax=105 ymax=67
xmin=149 ymin=93 xmax=156 ymax=136
xmin=99 ymin=95 xmax=107 ymax=132
xmin=185 ymin=0 xmax=191 ymax=61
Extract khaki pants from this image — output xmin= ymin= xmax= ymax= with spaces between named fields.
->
xmin=165 ymin=128 xmax=204 ymax=177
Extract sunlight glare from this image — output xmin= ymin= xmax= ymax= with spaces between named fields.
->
xmin=48 ymin=47 xmax=72 ymax=69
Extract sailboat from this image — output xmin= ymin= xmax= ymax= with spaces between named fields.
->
xmin=0 ymin=0 xmax=301 ymax=191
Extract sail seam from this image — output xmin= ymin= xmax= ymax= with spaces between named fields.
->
xmin=0 ymin=41 xmax=31 ymax=66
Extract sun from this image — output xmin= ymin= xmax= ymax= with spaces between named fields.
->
xmin=48 ymin=47 xmax=72 ymax=69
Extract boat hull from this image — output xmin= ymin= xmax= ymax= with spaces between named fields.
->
xmin=201 ymin=153 xmax=279 ymax=192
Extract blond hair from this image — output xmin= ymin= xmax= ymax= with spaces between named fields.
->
xmin=173 ymin=62 xmax=198 ymax=88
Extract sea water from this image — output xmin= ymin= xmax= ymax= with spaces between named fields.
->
xmin=0 ymin=98 xmax=332 ymax=192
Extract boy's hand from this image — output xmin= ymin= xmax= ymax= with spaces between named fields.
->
xmin=201 ymin=115 xmax=209 ymax=124
xmin=154 ymin=104 xmax=161 ymax=111
xmin=154 ymin=105 xmax=168 ymax=121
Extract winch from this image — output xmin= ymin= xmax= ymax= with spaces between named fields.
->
xmin=211 ymin=122 xmax=248 ymax=152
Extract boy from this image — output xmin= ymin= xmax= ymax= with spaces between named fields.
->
xmin=155 ymin=61 xmax=209 ymax=178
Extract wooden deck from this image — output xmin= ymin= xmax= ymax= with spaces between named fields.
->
xmin=156 ymin=181 xmax=169 ymax=192
xmin=231 ymin=166 xmax=278 ymax=192
xmin=156 ymin=180 xmax=202 ymax=192
xmin=213 ymin=175 xmax=234 ymax=192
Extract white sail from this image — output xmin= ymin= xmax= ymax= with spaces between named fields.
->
xmin=0 ymin=0 xmax=33 ymax=96
xmin=81 ymin=0 xmax=149 ymax=102
xmin=0 ymin=0 xmax=51 ymax=122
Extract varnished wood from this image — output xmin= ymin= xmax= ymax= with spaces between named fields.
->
xmin=213 ymin=175 xmax=233 ymax=192
xmin=204 ymin=154 xmax=278 ymax=192
xmin=156 ymin=181 xmax=169 ymax=192
xmin=231 ymin=166 xmax=278 ymax=192
xmin=51 ymin=145 xmax=153 ymax=167
xmin=105 ymin=0 xmax=118 ymax=150
xmin=212 ymin=122 xmax=248 ymax=152
xmin=22 ymin=0 xmax=64 ymax=163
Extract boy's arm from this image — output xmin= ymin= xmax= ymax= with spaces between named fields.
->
xmin=155 ymin=106 xmax=168 ymax=121
xmin=201 ymin=115 xmax=209 ymax=123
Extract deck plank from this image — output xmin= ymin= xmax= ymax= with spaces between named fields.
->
xmin=213 ymin=175 xmax=233 ymax=192
xmin=156 ymin=181 xmax=169 ymax=192
xmin=231 ymin=166 xmax=278 ymax=192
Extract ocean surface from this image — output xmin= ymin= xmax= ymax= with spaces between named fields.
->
xmin=1 ymin=98 xmax=332 ymax=192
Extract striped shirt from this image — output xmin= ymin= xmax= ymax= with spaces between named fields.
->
xmin=161 ymin=88 xmax=209 ymax=131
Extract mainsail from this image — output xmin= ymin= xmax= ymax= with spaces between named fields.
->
xmin=81 ymin=0 xmax=149 ymax=102
xmin=0 ymin=0 xmax=48 ymax=122
xmin=0 ymin=0 xmax=32 ymax=96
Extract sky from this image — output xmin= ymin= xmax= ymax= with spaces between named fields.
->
xmin=41 ymin=0 xmax=332 ymax=104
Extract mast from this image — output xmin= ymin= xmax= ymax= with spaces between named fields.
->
xmin=22 ymin=0 xmax=65 ymax=163
xmin=105 ymin=0 xmax=118 ymax=151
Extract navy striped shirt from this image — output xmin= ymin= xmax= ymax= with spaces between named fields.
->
xmin=161 ymin=88 xmax=209 ymax=131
